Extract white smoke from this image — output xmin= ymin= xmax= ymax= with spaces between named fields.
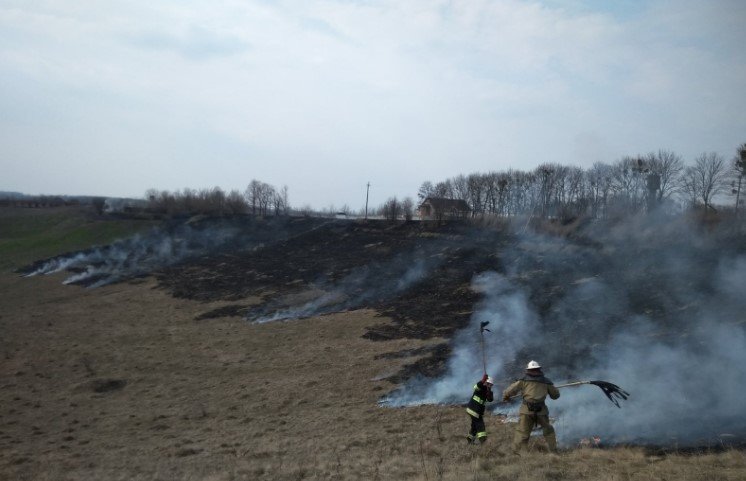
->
xmin=22 ymin=225 xmax=242 ymax=287
xmin=556 ymin=254 xmax=746 ymax=445
xmin=383 ymin=216 xmax=746 ymax=446
xmin=253 ymin=291 xmax=346 ymax=324
xmin=382 ymin=271 xmax=539 ymax=406
xmin=250 ymin=257 xmax=436 ymax=323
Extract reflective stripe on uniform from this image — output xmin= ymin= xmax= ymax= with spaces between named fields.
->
xmin=466 ymin=407 xmax=480 ymax=417
xmin=472 ymin=395 xmax=485 ymax=404
xmin=477 ymin=431 xmax=487 ymax=438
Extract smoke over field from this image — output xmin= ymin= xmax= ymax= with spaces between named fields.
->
xmin=250 ymin=255 xmax=438 ymax=323
xmin=385 ymin=214 xmax=746 ymax=446
xmin=21 ymin=224 xmax=242 ymax=287
xmin=18 ymin=217 xmax=325 ymax=288
xmin=17 ymin=213 xmax=746 ymax=447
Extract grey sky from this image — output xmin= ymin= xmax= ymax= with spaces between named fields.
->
xmin=1 ymin=0 xmax=745 ymax=210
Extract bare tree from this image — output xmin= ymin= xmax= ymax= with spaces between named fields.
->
xmin=401 ymin=197 xmax=415 ymax=221
xmin=450 ymin=174 xmax=469 ymax=201
xmin=681 ymin=152 xmax=729 ymax=211
xmin=536 ymin=164 xmax=558 ymax=218
xmin=417 ymin=181 xmax=434 ymax=202
xmin=587 ymin=163 xmax=613 ymax=218
xmin=466 ymin=173 xmax=487 ymax=215
xmin=280 ymin=185 xmax=289 ymax=215
xmin=732 ymin=144 xmax=746 ymax=217
xmin=244 ymin=179 xmax=281 ymax=216
xmin=245 ymin=180 xmax=262 ymax=215
xmin=272 ymin=190 xmax=286 ymax=216
xmin=432 ymin=181 xmax=452 ymax=199
xmin=647 ymin=150 xmax=684 ymax=201
xmin=607 ymin=157 xmax=646 ymax=215
xmin=225 ymin=189 xmax=247 ymax=215
xmin=258 ymin=183 xmax=275 ymax=216
xmin=382 ymin=197 xmax=401 ymax=221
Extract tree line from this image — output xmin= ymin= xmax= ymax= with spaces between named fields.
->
xmin=140 ymin=144 xmax=745 ymax=221
xmin=145 ymin=180 xmax=289 ymax=217
xmin=416 ymin=145 xmax=746 ymax=220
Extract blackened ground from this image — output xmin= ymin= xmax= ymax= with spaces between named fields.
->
xmin=22 ymin=214 xmax=746 ymax=385
xmin=155 ymin=219 xmax=509 ymax=380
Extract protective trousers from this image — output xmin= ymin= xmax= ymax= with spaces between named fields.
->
xmin=467 ymin=415 xmax=487 ymax=443
xmin=512 ymin=413 xmax=557 ymax=453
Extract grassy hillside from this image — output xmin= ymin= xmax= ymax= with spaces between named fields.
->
xmin=2 ymin=210 xmax=746 ymax=480
xmin=0 ymin=206 xmax=157 ymax=271
xmin=1 ymin=273 xmax=744 ymax=481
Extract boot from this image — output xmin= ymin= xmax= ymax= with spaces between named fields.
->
xmin=545 ymin=432 xmax=558 ymax=454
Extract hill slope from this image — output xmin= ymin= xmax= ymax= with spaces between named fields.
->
xmin=3 ymin=209 xmax=746 ymax=479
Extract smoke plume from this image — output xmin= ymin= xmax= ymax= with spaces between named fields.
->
xmin=382 ymin=271 xmax=538 ymax=405
xmin=251 ymin=255 xmax=436 ymax=323
xmin=22 ymin=224 xmax=245 ymax=287
xmin=385 ymin=214 xmax=746 ymax=446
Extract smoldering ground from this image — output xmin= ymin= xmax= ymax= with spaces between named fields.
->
xmin=20 ymin=224 xmax=245 ymax=287
xmin=385 ymin=213 xmax=746 ymax=446
xmin=249 ymin=254 xmax=439 ymax=323
xmin=17 ymin=211 xmax=746 ymax=446
xmin=18 ymin=217 xmax=327 ymax=287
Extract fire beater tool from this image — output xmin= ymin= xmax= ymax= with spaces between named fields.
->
xmin=479 ymin=321 xmax=491 ymax=375
xmin=554 ymin=380 xmax=630 ymax=408
xmin=503 ymin=380 xmax=629 ymax=407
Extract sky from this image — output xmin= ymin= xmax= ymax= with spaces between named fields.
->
xmin=1 ymin=0 xmax=745 ymax=210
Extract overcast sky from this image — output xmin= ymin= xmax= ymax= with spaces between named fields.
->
xmin=1 ymin=0 xmax=745 ymax=210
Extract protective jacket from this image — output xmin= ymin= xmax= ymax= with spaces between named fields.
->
xmin=503 ymin=374 xmax=560 ymax=416
xmin=466 ymin=381 xmax=494 ymax=418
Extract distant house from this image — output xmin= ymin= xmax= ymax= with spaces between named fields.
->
xmin=418 ymin=197 xmax=470 ymax=220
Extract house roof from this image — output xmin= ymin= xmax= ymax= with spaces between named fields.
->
xmin=419 ymin=197 xmax=470 ymax=211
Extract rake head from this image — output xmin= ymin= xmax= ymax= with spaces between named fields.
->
xmin=589 ymin=380 xmax=630 ymax=408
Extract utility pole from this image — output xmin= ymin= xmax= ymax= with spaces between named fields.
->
xmin=365 ymin=182 xmax=370 ymax=220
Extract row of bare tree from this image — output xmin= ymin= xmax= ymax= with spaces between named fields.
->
xmin=418 ymin=145 xmax=746 ymax=219
xmin=145 ymin=180 xmax=288 ymax=216
xmin=141 ymin=145 xmax=745 ymax=221
xmin=376 ymin=197 xmax=416 ymax=221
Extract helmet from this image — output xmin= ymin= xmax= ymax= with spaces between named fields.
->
xmin=526 ymin=360 xmax=541 ymax=369
xmin=485 ymin=376 xmax=494 ymax=385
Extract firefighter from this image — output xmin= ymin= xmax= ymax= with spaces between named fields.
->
xmin=502 ymin=360 xmax=560 ymax=454
xmin=466 ymin=374 xmax=494 ymax=444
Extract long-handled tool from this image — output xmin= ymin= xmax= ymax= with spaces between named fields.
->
xmin=503 ymin=379 xmax=629 ymax=408
xmin=554 ymin=380 xmax=630 ymax=408
xmin=479 ymin=321 xmax=491 ymax=374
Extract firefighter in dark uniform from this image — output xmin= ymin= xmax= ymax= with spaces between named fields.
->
xmin=466 ymin=374 xmax=494 ymax=443
xmin=502 ymin=360 xmax=560 ymax=454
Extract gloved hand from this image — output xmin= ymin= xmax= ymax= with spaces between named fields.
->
xmin=481 ymin=373 xmax=489 ymax=383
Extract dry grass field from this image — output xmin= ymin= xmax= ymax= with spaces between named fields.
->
xmin=2 ymin=207 xmax=746 ymax=480
xmin=2 ymin=270 xmax=746 ymax=480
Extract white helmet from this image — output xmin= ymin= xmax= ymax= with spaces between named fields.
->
xmin=485 ymin=376 xmax=494 ymax=385
xmin=526 ymin=360 xmax=541 ymax=369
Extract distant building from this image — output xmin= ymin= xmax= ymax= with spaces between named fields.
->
xmin=418 ymin=197 xmax=470 ymax=220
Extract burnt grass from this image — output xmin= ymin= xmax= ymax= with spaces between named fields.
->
xmin=154 ymin=218 xmax=510 ymax=379
xmin=154 ymin=215 xmax=746 ymax=384
xmin=23 ymin=214 xmax=746 ymax=384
